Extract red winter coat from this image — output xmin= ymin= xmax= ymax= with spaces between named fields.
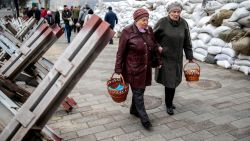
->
xmin=115 ymin=23 xmax=160 ymax=88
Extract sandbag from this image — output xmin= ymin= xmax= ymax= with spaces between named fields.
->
xmin=209 ymin=9 xmax=233 ymax=27
xmin=215 ymin=54 xmax=234 ymax=64
xmin=195 ymin=47 xmax=208 ymax=56
xmin=228 ymin=7 xmax=249 ymax=22
xmin=205 ymin=1 xmax=223 ymax=12
xmin=193 ymin=52 xmax=206 ymax=62
xmin=197 ymin=33 xmax=212 ymax=43
xmin=208 ymin=46 xmax=222 ymax=55
xmin=205 ymin=54 xmax=216 ymax=64
xmin=199 ymin=24 xmax=216 ymax=35
xmin=209 ymin=38 xmax=227 ymax=47
xmin=221 ymin=48 xmax=236 ymax=57
xmin=234 ymin=59 xmax=250 ymax=67
xmin=222 ymin=20 xmax=241 ymax=28
xmin=239 ymin=0 xmax=250 ymax=10
xmin=238 ymin=16 xmax=250 ymax=28
xmin=217 ymin=60 xmax=231 ymax=69
xmin=220 ymin=3 xmax=239 ymax=10
xmin=197 ymin=16 xmax=211 ymax=27
xmin=231 ymin=37 xmax=250 ymax=56
xmin=238 ymin=54 xmax=250 ymax=60
xmin=218 ymin=29 xmax=245 ymax=42
xmin=213 ymin=26 xmax=231 ymax=37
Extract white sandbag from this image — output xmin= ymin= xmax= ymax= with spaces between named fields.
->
xmin=222 ymin=19 xmax=241 ymax=29
xmin=234 ymin=59 xmax=250 ymax=67
xmin=220 ymin=3 xmax=239 ymax=10
xmin=189 ymin=0 xmax=203 ymax=3
xmin=197 ymin=16 xmax=211 ymax=28
xmin=181 ymin=11 xmax=193 ymax=19
xmin=195 ymin=48 xmax=208 ymax=56
xmin=205 ymin=1 xmax=223 ymax=12
xmin=192 ymin=40 xmax=207 ymax=49
xmin=213 ymin=26 xmax=231 ymax=37
xmin=199 ymin=24 xmax=216 ymax=35
xmin=193 ymin=52 xmax=206 ymax=62
xmin=209 ymin=38 xmax=227 ymax=47
xmin=221 ymin=48 xmax=236 ymax=57
xmin=228 ymin=7 xmax=250 ymax=22
xmin=239 ymin=0 xmax=250 ymax=10
xmin=208 ymin=46 xmax=222 ymax=55
xmin=215 ymin=54 xmax=234 ymax=64
xmin=239 ymin=66 xmax=250 ymax=75
xmin=183 ymin=3 xmax=196 ymax=14
xmin=217 ymin=60 xmax=231 ymax=69
xmin=191 ymin=32 xmax=198 ymax=40
xmin=232 ymin=64 xmax=240 ymax=70
xmin=238 ymin=16 xmax=250 ymax=28
xmin=186 ymin=19 xmax=195 ymax=29
xmin=217 ymin=0 xmax=247 ymax=3
xmin=197 ymin=33 xmax=212 ymax=43
xmin=192 ymin=4 xmax=207 ymax=23
xmin=191 ymin=27 xmax=202 ymax=33
xmin=238 ymin=54 xmax=250 ymax=60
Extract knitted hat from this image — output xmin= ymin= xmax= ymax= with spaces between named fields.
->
xmin=166 ymin=0 xmax=183 ymax=13
xmin=133 ymin=8 xmax=149 ymax=22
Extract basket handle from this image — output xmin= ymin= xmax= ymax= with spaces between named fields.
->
xmin=111 ymin=73 xmax=126 ymax=86
xmin=184 ymin=61 xmax=200 ymax=72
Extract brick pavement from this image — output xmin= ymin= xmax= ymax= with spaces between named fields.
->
xmin=44 ymin=31 xmax=250 ymax=141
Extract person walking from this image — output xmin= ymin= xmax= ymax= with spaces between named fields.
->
xmin=72 ymin=6 xmax=80 ymax=33
xmin=114 ymin=8 xmax=161 ymax=129
xmin=54 ymin=9 xmax=61 ymax=27
xmin=104 ymin=6 xmax=118 ymax=44
xmin=45 ymin=10 xmax=54 ymax=26
xmin=154 ymin=0 xmax=194 ymax=115
xmin=83 ymin=9 xmax=94 ymax=26
xmin=62 ymin=5 xmax=72 ymax=43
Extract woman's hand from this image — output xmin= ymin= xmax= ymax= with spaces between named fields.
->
xmin=189 ymin=59 xmax=195 ymax=63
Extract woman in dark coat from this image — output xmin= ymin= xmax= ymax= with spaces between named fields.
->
xmin=115 ymin=8 xmax=160 ymax=129
xmin=154 ymin=0 xmax=194 ymax=115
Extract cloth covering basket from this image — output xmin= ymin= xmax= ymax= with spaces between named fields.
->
xmin=184 ymin=61 xmax=200 ymax=81
xmin=107 ymin=73 xmax=129 ymax=103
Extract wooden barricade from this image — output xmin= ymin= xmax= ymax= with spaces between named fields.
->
xmin=0 ymin=14 xmax=114 ymax=141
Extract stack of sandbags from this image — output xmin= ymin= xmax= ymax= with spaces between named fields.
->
xmin=232 ymin=54 xmax=250 ymax=75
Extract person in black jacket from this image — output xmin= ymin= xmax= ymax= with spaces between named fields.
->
xmin=62 ymin=5 xmax=72 ymax=43
xmin=104 ymin=6 xmax=118 ymax=44
xmin=55 ymin=10 xmax=61 ymax=27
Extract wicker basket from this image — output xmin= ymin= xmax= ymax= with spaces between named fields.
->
xmin=107 ymin=73 xmax=129 ymax=103
xmin=184 ymin=61 xmax=200 ymax=81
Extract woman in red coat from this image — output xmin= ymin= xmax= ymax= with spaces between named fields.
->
xmin=115 ymin=8 xmax=160 ymax=130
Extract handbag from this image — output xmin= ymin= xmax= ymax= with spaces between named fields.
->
xmin=69 ymin=18 xmax=74 ymax=26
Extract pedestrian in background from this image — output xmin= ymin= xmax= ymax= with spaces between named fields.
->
xmin=55 ymin=9 xmax=61 ymax=27
xmin=45 ymin=10 xmax=54 ymax=26
xmin=41 ymin=7 xmax=47 ymax=18
xmin=72 ymin=6 xmax=80 ymax=33
xmin=83 ymin=9 xmax=94 ymax=26
xmin=154 ymin=0 xmax=194 ymax=115
xmin=104 ymin=6 xmax=118 ymax=44
xmin=62 ymin=5 xmax=72 ymax=43
xmin=114 ymin=8 xmax=161 ymax=130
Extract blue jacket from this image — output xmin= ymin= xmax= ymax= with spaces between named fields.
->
xmin=104 ymin=10 xmax=118 ymax=29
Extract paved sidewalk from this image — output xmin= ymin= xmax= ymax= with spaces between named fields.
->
xmin=44 ymin=31 xmax=250 ymax=141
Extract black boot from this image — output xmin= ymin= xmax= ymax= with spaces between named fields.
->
xmin=141 ymin=120 xmax=152 ymax=130
xmin=166 ymin=106 xmax=174 ymax=115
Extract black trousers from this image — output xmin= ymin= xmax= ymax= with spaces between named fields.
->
xmin=165 ymin=87 xmax=176 ymax=108
xmin=130 ymin=87 xmax=149 ymax=123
